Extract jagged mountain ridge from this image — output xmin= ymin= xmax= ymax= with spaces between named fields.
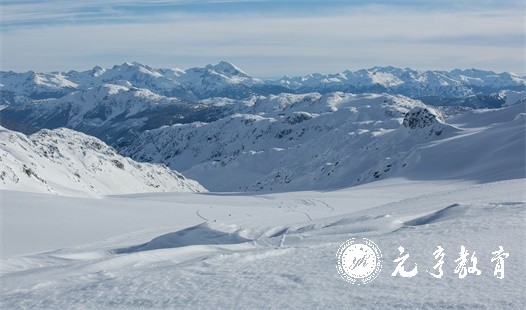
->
xmin=120 ymin=93 xmax=449 ymax=191
xmin=275 ymin=66 xmax=525 ymax=98
xmin=1 ymin=62 xmax=524 ymax=106
xmin=0 ymin=84 xmax=235 ymax=145
xmin=1 ymin=62 xmax=522 ymax=150
xmin=2 ymin=86 xmax=523 ymax=192
xmin=1 ymin=62 xmax=524 ymax=193
xmin=120 ymin=92 xmax=524 ymax=192
xmin=0 ymin=126 xmax=206 ymax=196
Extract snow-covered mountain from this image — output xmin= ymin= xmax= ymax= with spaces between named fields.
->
xmin=3 ymin=83 xmax=523 ymax=192
xmin=496 ymin=89 xmax=526 ymax=106
xmin=275 ymin=67 xmax=525 ymax=94
xmin=169 ymin=61 xmax=283 ymax=100
xmin=274 ymin=66 xmax=525 ymax=107
xmin=1 ymin=62 xmax=524 ymax=193
xmin=1 ymin=62 xmax=524 ymax=106
xmin=122 ymin=93 xmax=432 ymax=191
xmin=0 ymin=61 xmax=288 ymax=105
xmin=122 ymin=93 xmax=525 ymax=192
xmin=0 ymin=70 xmax=78 ymax=105
xmin=0 ymin=84 xmax=232 ymax=146
xmin=0 ymin=126 xmax=205 ymax=196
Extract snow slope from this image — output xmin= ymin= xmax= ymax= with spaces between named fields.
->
xmin=0 ymin=126 xmax=205 ymax=196
xmin=1 ymin=178 xmax=524 ymax=308
xmin=123 ymin=93 xmax=437 ymax=191
xmin=498 ymin=89 xmax=526 ymax=106
xmin=124 ymin=96 xmax=525 ymax=192
xmin=2 ymin=89 xmax=523 ymax=194
xmin=4 ymin=85 xmax=522 ymax=193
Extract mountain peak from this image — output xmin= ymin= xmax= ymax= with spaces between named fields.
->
xmin=113 ymin=61 xmax=146 ymax=70
xmin=208 ymin=61 xmax=249 ymax=77
xmin=90 ymin=66 xmax=105 ymax=77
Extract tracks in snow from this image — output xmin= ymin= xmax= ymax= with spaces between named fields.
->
xmin=280 ymin=197 xmax=333 ymax=222
xmin=196 ymin=210 xmax=210 ymax=222
xmin=195 ymin=196 xmax=334 ymax=224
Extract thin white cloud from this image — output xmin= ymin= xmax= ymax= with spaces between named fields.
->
xmin=1 ymin=5 xmax=524 ymax=75
xmin=1 ymin=0 xmax=275 ymax=25
xmin=4 ymin=0 xmax=523 ymax=26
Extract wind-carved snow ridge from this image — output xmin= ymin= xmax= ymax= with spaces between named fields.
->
xmin=112 ymin=203 xmax=466 ymax=255
xmin=0 ymin=126 xmax=206 ymax=196
xmin=114 ymin=222 xmax=252 ymax=254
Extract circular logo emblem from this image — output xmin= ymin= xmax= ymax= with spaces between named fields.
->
xmin=336 ymin=238 xmax=382 ymax=285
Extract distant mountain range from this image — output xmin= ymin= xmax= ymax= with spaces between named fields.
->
xmin=1 ymin=61 xmax=524 ymax=106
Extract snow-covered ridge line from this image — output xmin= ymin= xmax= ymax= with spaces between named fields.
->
xmin=123 ymin=98 xmax=524 ymax=192
xmin=2 ymin=89 xmax=523 ymax=193
xmin=0 ymin=126 xmax=206 ymax=197
xmin=1 ymin=61 xmax=524 ymax=105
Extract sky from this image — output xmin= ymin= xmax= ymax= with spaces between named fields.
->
xmin=1 ymin=0 xmax=524 ymax=77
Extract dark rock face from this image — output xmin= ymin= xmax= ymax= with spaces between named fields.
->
xmin=403 ymin=107 xmax=443 ymax=129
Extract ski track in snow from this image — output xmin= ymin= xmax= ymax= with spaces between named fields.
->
xmin=195 ymin=210 xmax=209 ymax=222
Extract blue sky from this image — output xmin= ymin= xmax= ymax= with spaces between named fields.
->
xmin=1 ymin=0 xmax=524 ymax=77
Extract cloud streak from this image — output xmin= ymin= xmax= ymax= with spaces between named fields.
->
xmin=1 ymin=1 xmax=524 ymax=76
xmin=3 ymin=0 xmax=523 ymax=27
